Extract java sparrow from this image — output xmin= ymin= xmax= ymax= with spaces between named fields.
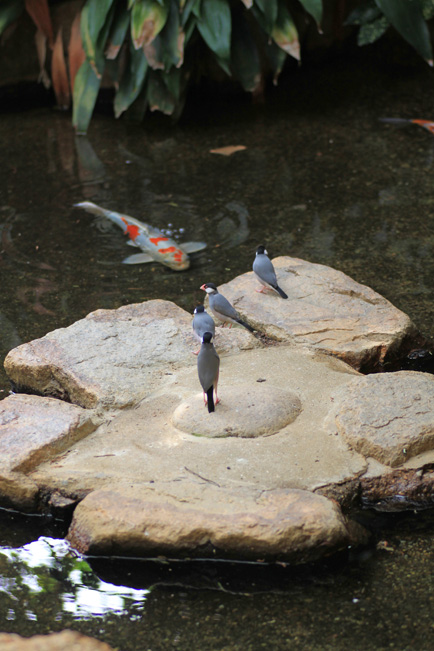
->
xmin=192 ymin=305 xmax=215 ymax=355
xmin=200 ymin=283 xmax=255 ymax=333
xmin=197 ymin=332 xmax=220 ymax=413
xmin=253 ymin=245 xmax=288 ymax=299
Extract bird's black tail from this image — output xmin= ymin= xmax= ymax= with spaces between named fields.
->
xmin=276 ymin=285 xmax=288 ymax=299
xmin=206 ymin=386 xmax=215 ymax=413
xmin=237 ymin=319 xmax=255 ymax=333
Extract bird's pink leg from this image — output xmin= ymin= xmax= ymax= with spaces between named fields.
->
xmin=203 ymin=391 xmax=208 ymax=405
xmin=255 ymin=286 xmax=267 ymax=293
xmin=214 ymin=376 xmax=220 ymax=405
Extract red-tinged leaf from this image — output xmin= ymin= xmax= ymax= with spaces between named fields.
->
xmin=131 ymin=0 xmax=169 ymax=49
xmin=35 ymin=28 xmax=51 ymax=88
xmin=0 ymin=0 xmax=24 ymax=37
xmin=24 ymin=0 xmax=53 ymax=47
xmin=147 ymin=70 xmax=175 ymax=114
xmin=68 ymin=11 xmax=86 ymax=92
xmin=143 ymin=0 xmax=184 ymax=70
xmin=72 ymin=59 xmax=103 ymax=134
xmin=51 ymin=27 xmax=70 ymax=109
xmin=271 ymin=4 xmax=300 ymax=61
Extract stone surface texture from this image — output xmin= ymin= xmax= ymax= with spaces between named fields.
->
xmin=0 ymin=631 xmax=113 ymax=650
xmin=1 ymin=261 xmax=433 ymax=563
xmin=215 ymin=256 xmax=418 ymax=370
xmin=327 ymin=371 xmax=434 ymax=467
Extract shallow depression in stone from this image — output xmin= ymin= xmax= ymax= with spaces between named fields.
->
xmin=172 ymin=382 xmax=302 ymax=438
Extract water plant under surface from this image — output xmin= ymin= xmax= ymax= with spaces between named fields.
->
xmin=1 ymin=0 xmax=434 ymax=133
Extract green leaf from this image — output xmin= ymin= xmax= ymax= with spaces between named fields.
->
xmin=144 ymin=0 xmax=183 ymax=69
xmin=253 ymin=0 xmax=278 ymax=33
xmin=181 ymin=0 xmax=201 ymax=25
xmin=271 ymin=4 xmax=300 ymax=61
xmin=114 ymin=43 xmax=148 ymax=117
xmin=81 ymin=0 xmax=116 ymax=74
xmin=196 ymin=0 xmax=231 ymax=67
xmin=345 ymin=1 xmax=382 ymax=26
xmin=299 ymin=0 xmax=322 ymax=27
xmin=375 ymin=0 xmax=433 ymax=63
xmin=106 ymin=2 xmax=131 ymax=59
xmin=231 ymin=11 xmax=262 ymax=92
xmin=72 ymin=59 xmax=103 ymax=134
xmin=147 ymin=70 xmax=176 ymax=114
xmin=421 ymin=0 xmax=434 ymax=20
xmin=358 ymin=15 xmax=389 ymax=45
xmin=131 ymin=0 xmax=169 ymax=48
xmin=0 ymin=0 xmax=24 ymax=35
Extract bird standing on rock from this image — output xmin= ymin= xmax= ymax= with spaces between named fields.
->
xmin=197 ymin=332 xmax=220 ymax=413
xmin=200 ymin=283 xmax=255 ymax=333
xmin=192 ymin=305 xmax=215 ymax=354
xmin=253 ymin=245 xmax=288 ymax=299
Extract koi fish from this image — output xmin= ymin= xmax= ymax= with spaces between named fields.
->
xmin=74 ymin=202 xmax=206 ymax=271
xmin=379 ymin=118 xmax=434 ymax=135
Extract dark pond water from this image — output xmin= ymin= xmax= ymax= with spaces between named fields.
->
xmin=1 ymin=44 xmax=434 ymax=648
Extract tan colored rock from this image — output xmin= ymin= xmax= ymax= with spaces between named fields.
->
xmin=173 ymin=382 xmax=302 ymax=438
xmin=67 ymin=483 xmax=359 ymax=562
xmin=327 ymin=371 xmax=434 ymax=467
xmin=4 ymin=300 xmax=259 ymax=409
xmin=0 ymin=630 xmax=114 ymax=650
xmin=216 ymin=256 xmax=419 ymax=370
xmin=0 ymin=394 xmax=99 ymax=509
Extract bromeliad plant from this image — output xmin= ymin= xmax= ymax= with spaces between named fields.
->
xmin=1 ymin=0 xmax=434 ymax=133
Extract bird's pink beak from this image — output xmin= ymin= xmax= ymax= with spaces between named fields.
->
xmin=200 ymin=284 xmax=207 ymax=291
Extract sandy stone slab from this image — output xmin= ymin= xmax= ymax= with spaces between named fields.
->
xmin=0 ymin=631 xmax=114 ymax=650
xmin=67 ymin=483 xmax=360 ymax=562
xmin=215 ymin=256 xmax=419 ymax=369
xmin=0 ymin=394 xmax=99 ymax=473
xmin=4 ymin=300 xmax=258 ymax=410
xmin=173 ymin=382 xmax=302 ymax=437
xmin=328 ymin=371 xmax=434 ymax=467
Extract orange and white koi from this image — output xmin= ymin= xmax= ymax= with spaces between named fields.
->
xmin=74 ymin=202 xmax=206 ymax=271
xmin=379 ymin=117 xmax=434 ymax=135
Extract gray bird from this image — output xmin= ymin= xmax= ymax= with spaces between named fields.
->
xmin=253 ymin=245 xmax=288 ymax=299
xmin=200 ymin=283 xmax=254 ymax=333
xmin=197 ymin=332 xmax=220 ymax=413
xmin=192 ymin=304 xmax=215 ymax=355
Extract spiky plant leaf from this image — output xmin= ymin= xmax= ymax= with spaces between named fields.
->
xmin=106 ymin=2 xmax=130 ymax=59
xmin=72 ymin=59 xmax=103 ymax=134
xmin=253 ymin=0 xmax=278 ymax=33
xmin=271 ymin=3 xmax=300 ymax=61
xmin=345 ymin=1 xmax=382 ymax=25
xmin=143 ymin=0 xmax=183 ymax=69
xmin=114 ymin=43 xmax=148 ymax=117
xmin=375 ymin=0 xmax=433 ymax=64
xmin=81 ymin=0 xmax=116 ymax=75
xmin=181 ymin=0 xmax=201 ymax=25
xmin=299 ymin=0 xmax=322 ymax=28
xmin=231 ymin=10 xmax=262 ymax=92
xmin=131 ymin=0 xmax=169 ymax=48
xmin=0 ymin=0 xmax=24 ymax=36
xmin=147 ymin=69 xmax=176 ymax=113
xmin=196 ymin=0 xmax=231 ymax=72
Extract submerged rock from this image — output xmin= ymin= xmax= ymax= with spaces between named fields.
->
xmin=0 ymin=630 xmax=114 ymax=650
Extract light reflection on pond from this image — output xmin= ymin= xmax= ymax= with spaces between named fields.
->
xmin=0 ymin=537 xmax=150 ymax=621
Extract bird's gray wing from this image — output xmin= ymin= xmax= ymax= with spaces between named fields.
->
xmin=198 ymin=346 xmax=220 ymax=391
xmin=211 ymin=293 xmax=239 ymax=320
xmin=253 ymin=255 xmax=278 ymax=286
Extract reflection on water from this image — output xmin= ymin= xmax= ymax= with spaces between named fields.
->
xmin=0 ymin=538 xmax=150 ymax=621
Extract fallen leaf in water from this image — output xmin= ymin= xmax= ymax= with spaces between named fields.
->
xmin=210 ymin=145 xmax=247 ymax=156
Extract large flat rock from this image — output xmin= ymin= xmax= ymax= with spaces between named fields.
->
xmin=4 ymin=300 xmax=258 ymax=410
xmin=215 ymin=256 xmax=419 ymax=370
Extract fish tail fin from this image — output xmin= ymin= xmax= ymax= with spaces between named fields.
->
xmin=74 ymin=201 xmax=106 ymax=217
xmin=206 ymin=386 xmax=215 ymax=413
xmin=276 ymin=285 xmax=288 ymax=299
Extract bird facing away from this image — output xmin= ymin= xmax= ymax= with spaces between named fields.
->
xmin=253 ymin=245 xmax=288 ymax=299
xmin=200 ymin=283 xmax=255 ymax=333
xmin=192 ymin=305 xmax=215 ymax=355
xmin=197 ymin=331 xmax=220 ymax=413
